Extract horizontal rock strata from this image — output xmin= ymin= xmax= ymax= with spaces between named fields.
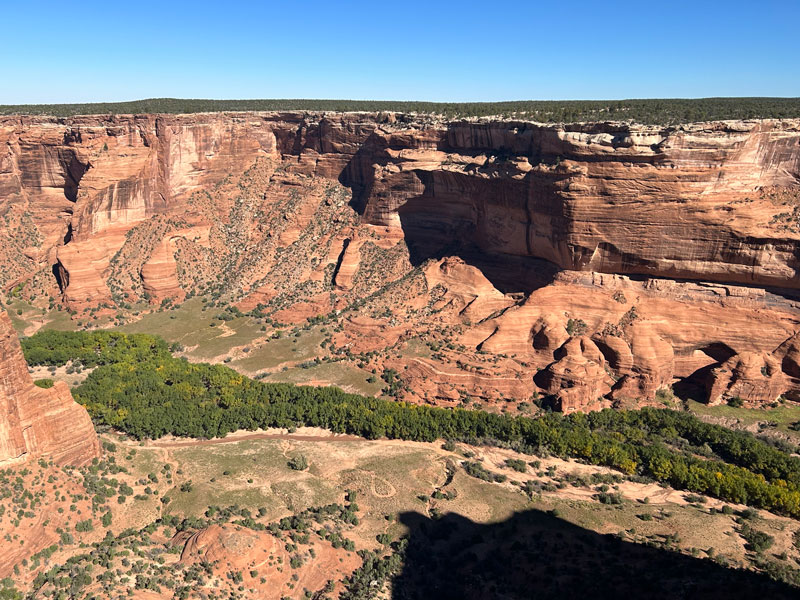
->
xmin=2 ymin=112 xmax=800 ymax=410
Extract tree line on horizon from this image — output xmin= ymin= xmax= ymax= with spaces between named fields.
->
xmin=2 ymin=97 xmax=800 ymax=124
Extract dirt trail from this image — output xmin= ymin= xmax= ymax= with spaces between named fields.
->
xmin=131 ymin=430 xmax=363 ymax=450
xmin=155 ymin=447 xmax=179 ymax=473
xmin=279 ymin=440 xmax=293 ymax=458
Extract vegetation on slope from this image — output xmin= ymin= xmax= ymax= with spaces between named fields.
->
xmin=2 ymin=97 xmax=800 ymax=124
xmin=20 ymin=330 xmax=800 ymax=518
xmin=21 ymin=329 xmax=169 ymax=367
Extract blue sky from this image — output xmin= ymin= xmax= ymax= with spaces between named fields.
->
xmin=1 ymin=0 xmax=798 ymax=103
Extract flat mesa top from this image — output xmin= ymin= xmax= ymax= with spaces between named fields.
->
xmin=2 ymin=97 xmax=800 ymax=124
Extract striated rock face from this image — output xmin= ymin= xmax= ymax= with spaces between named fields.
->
xmin=607 ymin=324 xmax=675 ymax=405
xmin=2 ymin=111 xmax=800 ymax=410
xmin=352 ymin=119 xmax=800 ymax=289
xmin=0 ymin=310 xmax=99 ymax=466
xmin=703 ymin=331 xmax=800 ymax=406
xmin=2 ymin=113 xmax=800 ymax=298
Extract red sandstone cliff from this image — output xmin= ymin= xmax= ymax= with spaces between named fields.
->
xmin=0 ymin=310 xmax=99 ymax=466
xmin=2 ymin=111 xmax=800 ymax=411
xmin=2 ymin=113 xmax=799 ymax=300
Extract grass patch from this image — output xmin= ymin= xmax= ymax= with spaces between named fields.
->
xmin=41 ymin=309 xmax=81 ymax=331
xmin=120 ymin=298 xmax=263 ymax=359
xmin=166 ymin=484 xmax=275 ymax=518
xmin=120 ymin=298 xmax=215 ymax=339
xmin=264 ymin=361 xmax=384 ymax=396
xmin=445 ymin=470 xmax=529 ymax=523
xmin=186 ymin=317 xmax=264 ymax=360
xmin=233 ymin=329 xmax=325 ymax=371
xmin=687 ymin=400 xmax=800 ymax=434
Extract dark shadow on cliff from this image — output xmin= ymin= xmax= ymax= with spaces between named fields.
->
xmin=672 ymin=343 xmax=738 ymax=403
xmin=391 ymin=508 xmax=797 ymax=600
xmin=396 ymin=191 xmax=560 ymax=295
xmin=338 ymin=132 xmax=560 ymax=295
xmin=672 ymin=369 xmax=714 ymax=404
xmin=337 ymin=131 xmax=395 ymax=215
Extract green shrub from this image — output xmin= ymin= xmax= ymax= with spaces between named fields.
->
xmin=288 ymin=455 xmax=308 ymax=471
xmin=504 ymin=458 xmax=528 ymax=473
xmin=596 ymin=492 xmax=623 ymax=505
xmin=739 ymin=524 xmax=774 ymax=553
xmin=75 ymin=519 xmax=93 ymax=533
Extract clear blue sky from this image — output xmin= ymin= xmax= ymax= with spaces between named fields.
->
xmin=2 ymin=0 xmax=798 ymax=103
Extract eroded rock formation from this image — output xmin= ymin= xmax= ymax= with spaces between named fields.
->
xmin=535 ymin=336 xmax=614 ymax=413
xmin=168 ymin=524 xmax=359 ymax=599
xmin=2 ymin=111 xmax=800 ymax=410
xmin=0 ymin=310 xmax=99 ymax=465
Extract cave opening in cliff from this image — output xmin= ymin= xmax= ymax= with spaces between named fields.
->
xmin=63 ymin=222 xmax=73 ymax=244
xmin=699 ymin=342 xmax=737 ymax=363
xmin=59 ymin=151 xmax=89 ymax=203
xmin=671 ymin=343 xmax=738 ymax=402
xmin=52 ymin=262 xmax=68 ymax=293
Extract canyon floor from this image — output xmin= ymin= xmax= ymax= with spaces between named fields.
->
xmin=12 ymin=293 xmax=800 ymax=449
xmin=3 ymin=426 xmax=800 ymax=599
xmin=6 ymin=289 xmax=800 ymax=598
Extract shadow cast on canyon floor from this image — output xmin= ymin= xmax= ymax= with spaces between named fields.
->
xmin=391 ymin=508 xmax=796 ymax=600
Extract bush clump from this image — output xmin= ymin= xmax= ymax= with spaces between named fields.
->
xmin=288 ymin=455 xmax=309 ymax=471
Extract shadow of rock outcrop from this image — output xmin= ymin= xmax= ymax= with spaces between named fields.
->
xmin=397 ymin=198 xmax=559 ymax=295
xmin=392 ymin=509 xmax=797 ymax=600
xmin=337 ymin=127 xmax=561 ymax=295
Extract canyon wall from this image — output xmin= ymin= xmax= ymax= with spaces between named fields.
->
xmin=2 ymin=111 xmax=800 ymax=411
xmin=0 ymin=310 xmax=99 ymax=466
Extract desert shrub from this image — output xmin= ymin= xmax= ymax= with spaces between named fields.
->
xmin=565 ymin=318 xmax=587 ymax=336
xmin=504 ymin=458 xmax=528 ymax=473
xmin=0 ymin=578 xmax=21 ymax=600
xmin=596 ymin=492 xmax=623 ymax=505
xmin=288 ymin=455 xmax=309 ymax=471
xmin=739 ymin=524 xmax=774 ymax=553
xmin=75 ymin=519 xmax=93 ymax=533
xmin=462 ymin=461 xmax=493 ymax=482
